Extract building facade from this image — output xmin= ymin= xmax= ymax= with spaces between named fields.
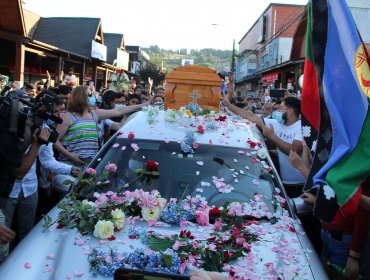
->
xmin=236 ymin=1 xmax=370 ymax=98
xmin=236 ymin=4 xmax=305 ymax=97
xmin=0 ymin=0 xmax=158 ymax=91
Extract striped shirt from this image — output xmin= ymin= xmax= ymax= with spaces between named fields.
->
xmin=60 ymin=112 xmax=99 ymax=162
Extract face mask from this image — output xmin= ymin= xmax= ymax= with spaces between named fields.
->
xmin=88 ymin=96 xmax=96 ymax=106
xmin=115 ymin=104 xmax=125 ymax=109
xmin=272 ymin=111 xmax=285 ymax=124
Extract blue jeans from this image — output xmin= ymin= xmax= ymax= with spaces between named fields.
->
xmin=321 ymin=229 xmax=353 ymax=266
xmin=0 ymin=190 xmax=38 ymax=242
xmin=321 ymin=229 xmax=370 ymax=277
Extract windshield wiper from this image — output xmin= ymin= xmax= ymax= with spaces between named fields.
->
xmin=213 ymin=157 xmax=255 ymax=178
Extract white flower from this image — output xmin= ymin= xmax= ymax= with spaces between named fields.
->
xmin=141 ymin=207 xmax=161 ymax=222
xmin=257 ymin=148 xmax=269 ymax=159
xmin=82 ymin=200 xmax=95 ymax=208
xmin=165 ymin=109 xmax=177 ymax=123
xmin=111 ymin=209 xmax=125 ymax=229
xmin=156 ymin=197 xmax=167 ymax=208
xmin=93 ymin=220 xmax=114 ymax=239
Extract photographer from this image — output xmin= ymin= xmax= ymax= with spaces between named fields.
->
xmin=0 ymin=112 xmax=50 ymax=262
xmin=0 ymin=91 xmax=78 ymax=253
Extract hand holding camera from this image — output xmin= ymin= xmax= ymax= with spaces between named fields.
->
xmin=32 ymin=127 xmax=51 ymax=145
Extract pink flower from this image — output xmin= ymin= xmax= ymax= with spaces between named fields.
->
xmin=172 ymin=240 xmax=184 ymax=251
xmin=128 ymin=132 xmax=135 ymax=139
xmin=24 ymin=262 xmax=31 ymax=269
xmin=179 ymin=219 xmax=187 ymax=228
xmin=105 ymin=163 xmax=117 ymax=173
xmin=213 ymin=219 xmax=222 ymax=230
xmin=236 ymin=237 xmax=245 ymax=246
xmin=196 ymin=208 xmax=209 ymax=226
xmin=233 ymin=228 xmax=241 ymax=237
xmin=192 ymin=240 xmax=202 ymax=249
xmin=85 ymin=168 xmax=96 ymax=175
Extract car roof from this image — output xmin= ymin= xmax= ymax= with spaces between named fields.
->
xmin=117 ymin=109 xmax=262 ymax=149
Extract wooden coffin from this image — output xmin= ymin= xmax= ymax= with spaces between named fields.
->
xmin=164 ymin=65 xmax=222 ymax=111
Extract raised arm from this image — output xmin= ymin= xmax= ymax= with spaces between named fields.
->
xmin=95 ymin=99 xmax=151 ymax=120
xmin=221 ymin=95 xmax=264 ymax=127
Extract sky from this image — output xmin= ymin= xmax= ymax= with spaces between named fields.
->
xmin=23 ymin=0 xmax=308 ymax=51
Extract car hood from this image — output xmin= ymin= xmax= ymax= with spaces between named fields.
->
xmin=0 ymin=202 xmax=325 ymax=280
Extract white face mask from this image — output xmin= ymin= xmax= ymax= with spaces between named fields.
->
xmin=115 ymin=104 xmax=125 ymax=109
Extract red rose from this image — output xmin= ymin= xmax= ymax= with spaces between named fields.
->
xmin=128 ymin=132 xmax=135 ymax=139
xmin=108 ymin=235 xmax=116 ymax=241
xmin=216 ymin=116 xmax=227 ymax=121
xmin=209 ymin=207 xmax=222 ymax=216
xmin=145 ymin=160 xmax=158 ymax=172
xmin=197 ymin=125 xmax=205 ymax=134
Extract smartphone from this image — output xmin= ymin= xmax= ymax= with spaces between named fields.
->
xmin=89 ymin=81 xmax=94 ymax=90
xmin=114 ymin=268 xmax=190 ymax=280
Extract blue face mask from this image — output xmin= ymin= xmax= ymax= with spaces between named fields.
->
xmin=272 ymin=111 xmax=285 ymax=124
xmin=114 ymin=104 xmax=125 ymax=109
xmin=88 ymin=96 xmax=96 ymax=106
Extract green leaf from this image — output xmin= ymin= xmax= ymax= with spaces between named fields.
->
xmin=161 ymin=253 xmax=173 ymax=267
xmin=150 ymin=171 xmax=160 ymax=176
xmin=211 ymin=251 xmax=222 ymax=265
xmin=63 ymin=180 xmax=73 ymax=185
xmin=148 ymin=236 xmax=176 ymax=252
xmin=79 ymin=220 xmax=86 ymax=229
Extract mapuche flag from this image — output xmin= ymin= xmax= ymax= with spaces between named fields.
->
xmin=301 ymin=1 xmax=319 ymax=156
xmin=301 ymin=1 xmax=321 ymax=191
xmin=310 ymin=0 xmax=370 ymax=223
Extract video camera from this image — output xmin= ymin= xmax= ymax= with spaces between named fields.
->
xmin=0 ymin=81 xmax=62 ymax=152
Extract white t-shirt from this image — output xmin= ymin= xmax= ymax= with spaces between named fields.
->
xmin=264 ymin=118 xmax=306 ymax=184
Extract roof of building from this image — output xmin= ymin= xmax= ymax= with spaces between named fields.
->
xmin=104 ymin=33 xmax=124 ymax=64
xmin=238 ymin=3 xmax=305 ymax=44
xmin=23 ymin=9 xmax=41 ymax=38
xmin=32 ymin=17 xmax=101 ymax=58
xmin=125 ymin=45 xmax=140 ymax=52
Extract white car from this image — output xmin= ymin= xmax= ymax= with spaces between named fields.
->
xmin=0 ymin=106 xmax=327 ymax=279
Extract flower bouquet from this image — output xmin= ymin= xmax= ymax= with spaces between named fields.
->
xmin=142 ymin=105 xmax=160 ymax=124
xmin=109 ymin=70 xmax=131 ymax=92
xmin=44 ymin=191 xmax=126 ymax=240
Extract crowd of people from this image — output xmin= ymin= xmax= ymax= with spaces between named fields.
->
xmin=221 ymin=73 xmax=370 ymax=280
xmin=0 ymin=70 xmax=369 ymax=280
xmin=0 ymin=70 xmax=162 ymax=263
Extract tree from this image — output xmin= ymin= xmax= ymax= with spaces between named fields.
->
xmin=139 ymin=66 xmax=166 ymax=88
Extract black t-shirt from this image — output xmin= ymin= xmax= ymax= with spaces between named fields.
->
xmin=0 ymin=131 xmax=22 ymax=197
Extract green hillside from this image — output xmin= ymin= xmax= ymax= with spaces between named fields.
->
xmin=142 ymin=45 xmax=233 ymax=73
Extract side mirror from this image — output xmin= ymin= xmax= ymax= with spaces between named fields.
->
xmin=52 ymin=174 xmax=76 ymax=194
xmin=288 ymin=197 xmax=314 ymax=217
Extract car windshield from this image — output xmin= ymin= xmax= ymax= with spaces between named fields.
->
xmin=86 ymin=137 xmax=279 ymax=214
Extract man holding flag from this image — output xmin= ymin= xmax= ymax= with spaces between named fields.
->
xmin=299 ymin=0 xmax=370 ymax=279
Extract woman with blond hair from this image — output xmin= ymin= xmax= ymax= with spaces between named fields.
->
xmin=55 ymin=86 xmax=148 ymax=166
